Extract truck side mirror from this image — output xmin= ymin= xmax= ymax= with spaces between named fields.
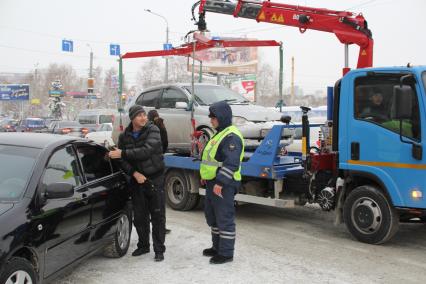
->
xmin=394 ymin=86 xmax=412 ymax=120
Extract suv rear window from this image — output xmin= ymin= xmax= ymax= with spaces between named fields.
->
xmin=136 ymin=89 xmax=162 ymax=107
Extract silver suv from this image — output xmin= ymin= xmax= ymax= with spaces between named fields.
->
xmin=112 ymin=83 xmax=293 ymax=152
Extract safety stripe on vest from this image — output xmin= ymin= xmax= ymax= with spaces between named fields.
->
xmin=201 ymin=160 xmax=223 ymax=167
xmin=218 ymin=169 xmax=233 ymax=180
xmin=221 ymin=167 xmax=234 ymax=176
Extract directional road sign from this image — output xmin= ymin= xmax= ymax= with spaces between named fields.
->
xmin=110 ymin=44 xmax=120 ymax=56
xmin=62 ymin=40 xmax=73 ymax=52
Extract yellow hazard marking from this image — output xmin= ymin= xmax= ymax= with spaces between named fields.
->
xmin=361 ymin=50 xmax=367 ymax=56
xmin=277 ymin=14 xmax=285 ymax=23
xmin=258 ymin=11 xmax=266 ymax=21
xmin=271 ymin=13 xmax=278 ymax=22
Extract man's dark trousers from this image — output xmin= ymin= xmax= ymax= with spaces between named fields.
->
xmin=204 ymin=180 xmax=237 ymax=257
xmin=131 ymin=175 xmax=166 ymax=254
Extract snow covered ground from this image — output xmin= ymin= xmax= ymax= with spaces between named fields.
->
xmin=57 ymin=204 xmax=426 ymax=284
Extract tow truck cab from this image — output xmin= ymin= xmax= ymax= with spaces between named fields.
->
xmin=331 ymin=66 xmax=426 ymax=243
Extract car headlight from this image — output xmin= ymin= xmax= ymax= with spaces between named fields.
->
xmin=232 ymin=116 xmax=249 ymax=126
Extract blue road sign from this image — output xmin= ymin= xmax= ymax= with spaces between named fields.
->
xmin=62 ymin=39 xmax=73 ymax=52
xmin=163 ymin=43 xmax=173 ymax=50
xmin=110 ymin=44 xmax=120 ymax=56
xmin=0 ymin=84 xmax=30 ymax=101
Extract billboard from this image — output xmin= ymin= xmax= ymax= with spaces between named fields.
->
xmin=230 ymin=74 xmax=256 ymax=102
xmin=189 ymin=36 xmax=258 ymax=74
xmin=0 ymin=84 xmax=30 ymax=101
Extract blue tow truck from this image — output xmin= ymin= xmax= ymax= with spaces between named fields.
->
xmin=163 ymin=66 xmax=426 ymax=244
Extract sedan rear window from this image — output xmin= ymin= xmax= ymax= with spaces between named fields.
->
xmin=0 ymin=145 xmax=39 ymax=201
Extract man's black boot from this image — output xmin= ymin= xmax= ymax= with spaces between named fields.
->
xmin=154 ymin=253 xmax=164 ymax=262
xmin=209 ymin=254 xmax=233 ymax=264
xmin=202 ymin=247 xmax=217 ymax=257
xmin=132 ymin=248 xmax=150 ymax=256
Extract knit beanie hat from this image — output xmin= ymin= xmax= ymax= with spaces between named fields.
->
xmin=129 ymin=105 xmax=146 ymax=120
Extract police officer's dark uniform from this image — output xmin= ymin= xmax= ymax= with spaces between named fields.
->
xmin=117 ymin=105 xmax=166 ymax=261
xmin=200 ymin=101 xmax=244 ymax=264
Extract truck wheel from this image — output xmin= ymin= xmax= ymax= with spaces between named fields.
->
xmin=343 ymin=185 xmax=399 ymax=244
xmin=0 ymin=257 xmax=37 ymax=284
xmin=165 ymin=170 xmax=199 ymax=211
xmin=103 ymin=207 xmax=132 ymax=258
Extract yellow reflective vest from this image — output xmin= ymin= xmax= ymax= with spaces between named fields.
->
xmin=200 ymin=125 xmax=244 ymax=181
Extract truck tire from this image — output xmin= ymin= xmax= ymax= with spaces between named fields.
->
xmin=103 ymin=207 xmax=132 ymax=258
xmin=343 ymin=185 xmax=399 ymax=244
xmin=165 ymin=170 xmax=199 ymax=211
xmin=0 ymin=257 xmax=37 ymax=284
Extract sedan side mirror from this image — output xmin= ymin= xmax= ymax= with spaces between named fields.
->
xmin=46 ymin=182 xmax=74 ymax=199
xmin=175 ymin=102 xmax=189 ymax=110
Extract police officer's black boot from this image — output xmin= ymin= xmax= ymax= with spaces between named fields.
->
xmin=209 ymin=254 xmax=233 ymax=264
xmin=154 ymin=253 xmax=164 ymax=262
xmin=202 ymin=247 xmax=217 ymax=257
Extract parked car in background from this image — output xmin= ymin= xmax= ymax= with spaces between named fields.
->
xmin=15 ymin=118 xmax=47 ymax=132
xmin=85 ymin=123 xmax=113 ymax=145
xmin=0 ymin=118 xmax=18 ymax=132
xmin=47 ymin=120 xmax=89 ymax=137
xmin=0 ymin=133 xmax=132 ymax=284
xmin=77 ymin=109 xmax=117 ymax=132
xmin=112 ymin=83 xmax=293 ymax=152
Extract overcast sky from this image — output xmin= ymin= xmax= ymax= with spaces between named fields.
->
xmin=0 ymin=0 xmax=425 ymax=92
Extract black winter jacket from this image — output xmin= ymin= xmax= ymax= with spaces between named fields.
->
xmin=118 ymin=122 xmax=165 ymax=179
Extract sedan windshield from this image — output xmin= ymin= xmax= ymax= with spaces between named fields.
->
xmin=184 ymin=85 xmax=249 ymax=105
xmin=0 ymin=145 xmax=39 ymax=202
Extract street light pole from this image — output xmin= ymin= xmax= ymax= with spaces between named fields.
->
xmin=87 ymin=44 xmax=94 ymax=108
xmin=145 ymin=9 xmax=169 ymax=83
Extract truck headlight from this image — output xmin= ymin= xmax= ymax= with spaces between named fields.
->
xmin=232 ymin=116 xmax=249 ymax=126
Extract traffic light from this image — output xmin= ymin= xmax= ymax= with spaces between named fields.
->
xmin=87 ymin=78 xmax=94 ymax=93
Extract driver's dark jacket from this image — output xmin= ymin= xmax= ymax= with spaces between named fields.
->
xmin=118 ymin=122 xmax=165 ymax=179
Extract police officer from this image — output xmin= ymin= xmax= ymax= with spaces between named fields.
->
xmin=109 ymin=105 xmax=166 ymax=262
xmin=200 ymin=101 xmax=244 ymax=264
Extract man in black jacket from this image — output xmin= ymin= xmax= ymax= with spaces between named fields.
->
xmin=109 ymin=105 xmax=166 ymax=262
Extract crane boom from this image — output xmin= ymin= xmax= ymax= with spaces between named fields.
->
xmin=194 ymin=0 xmax=374 ymax=74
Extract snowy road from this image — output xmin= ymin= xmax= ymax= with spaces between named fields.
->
xmin=58 ymin=204 xmax=426 ymax=284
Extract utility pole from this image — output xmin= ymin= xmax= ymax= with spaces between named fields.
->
xmin=291 ymin=56 xmax=295 ymax=105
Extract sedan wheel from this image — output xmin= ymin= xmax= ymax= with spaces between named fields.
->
xmin=6 ymin=271 xmax=33 ymax=284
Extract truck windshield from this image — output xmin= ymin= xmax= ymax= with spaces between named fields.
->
xmin=184 ymin=85 xmax=250 ymax=105
xmin=0 ymin=145 xmax=39 ymax=202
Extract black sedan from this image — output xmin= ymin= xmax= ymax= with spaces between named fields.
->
xmin=0 ymin=133 xmax=132 ymax=284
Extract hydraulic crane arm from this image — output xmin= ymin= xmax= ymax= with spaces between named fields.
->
xmin=193 ymin=0 xmax=374 ymax=74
